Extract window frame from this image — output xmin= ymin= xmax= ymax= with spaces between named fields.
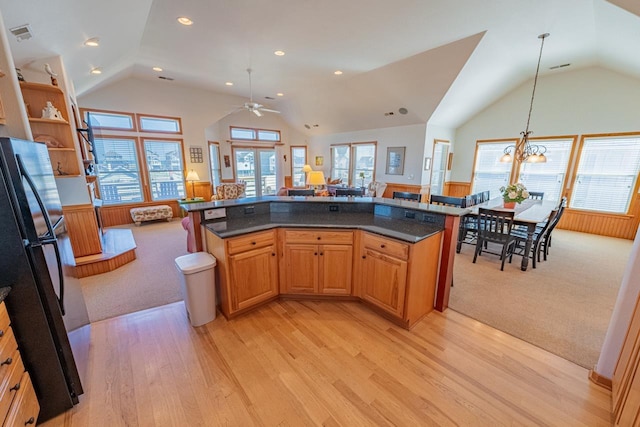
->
xmin=140 ymin=137 xmax=187 ymax=202
xmin=80 ymin=108 xmax=137 ymax=132
xmin=208 ymin=141 xmax=222 ymax=191
xmin=229 ymin=126 xmax=281 ymax=142
xmin=330 ymin=141 xmax=377 ymax=187
xmin=290 ymin=145 xmax=308 ymax=188
xmin=137 ymin=114 xmax=182 ymax=134
xmin=567 ymin=132 xmax=640 ymax=215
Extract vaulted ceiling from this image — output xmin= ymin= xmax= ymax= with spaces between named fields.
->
xmin=1 ymin=0 xmax=639 ymax=135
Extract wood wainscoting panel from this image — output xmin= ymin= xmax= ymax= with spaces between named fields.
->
xmin=100 ymin=201 xmax=181 ymax=227
xmin=559 ymin=209 xmax=639 ymax=240
xmin=62 ymin=204 xmax=102 ymax=257
xmin=444 ymin=182 xmax=471 ymax=197
xmin=382 ymin=183 xmax=430 ymax=203
xmin=189 ymin=182 xmax=213 ymax=201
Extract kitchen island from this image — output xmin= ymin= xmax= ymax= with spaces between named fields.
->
xmin=181 ymin=196 xmax=466 ymax=327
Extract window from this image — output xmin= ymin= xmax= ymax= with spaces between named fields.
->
xmin=330 ymin=142 xmax=377 ymax=187
xmin=143 ymin=139 xmax=186 ymax=201
xmin=430 ymin=140 xmax=450 ymax=196
xmin=290 ymin=146 xmax=308 ymax=187
xmin=570 ymin=134 xmax=640 ymax=213
xmin=93 ymin=137 xmax=144 ymax=204
xmin=209 ymin=142 xmax=222 ymax=190
xmin=83 ymin=109 xmax=187 ymax=205
xmin=82 ymin=109 xmax=136 ymax=131
xmin=518 ymin=137 xmax=575 ymax=202
xmin=471 ymin=140 xmax=515 ymax=198
xmin=230 ymin=126 xmax=281 ymax=142
xmin=138 ymin=115 xmax=181 ymax=133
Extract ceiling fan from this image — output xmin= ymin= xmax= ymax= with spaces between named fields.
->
xmin=233 ymin=68 xmax=280 ymax=117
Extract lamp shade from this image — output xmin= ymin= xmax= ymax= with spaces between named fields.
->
xmin=307 ymin=170 xmax=326 ymax=186
xmin=186 ymin=170 xmax=200 ymax=181
xmin=302 ymin=164 xmax=313 ymax=173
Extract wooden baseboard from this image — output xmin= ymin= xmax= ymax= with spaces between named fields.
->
xmin=588 ymin=369 xmax=612 ymax=390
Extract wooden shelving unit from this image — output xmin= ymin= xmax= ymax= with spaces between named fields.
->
xmin=19 ymin=82 xmax=80 ymax=176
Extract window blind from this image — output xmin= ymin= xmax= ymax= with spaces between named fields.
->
xmin=94 ymin=137 xmax=143 ymax=204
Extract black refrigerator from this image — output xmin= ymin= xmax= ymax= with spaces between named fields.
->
xmin=0 ymin=137 xmax=83 ymax=422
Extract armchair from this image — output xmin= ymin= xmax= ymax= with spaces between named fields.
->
xmin=212 ymin=182 xmax=246 ymax=200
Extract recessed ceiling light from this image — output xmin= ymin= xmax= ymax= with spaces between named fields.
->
xmin=177 ymin=17 xmax=193 ymax=26
xmin=90 ymin=67 xmax=102 ymax=75
xmin=225 ymin=81 xmax=233 ymax=86
xmin=334 ymin=70 xmax=343 ymax=75
xmin=84 ymin=37 xmax=99 ymax=47
xmin=152 ymin=66 xmax=163 ymax=72
xmin=276 ymin=92 xmax=284 ymax=97
xmin=274 ymin=50 xmax=285 ymax=56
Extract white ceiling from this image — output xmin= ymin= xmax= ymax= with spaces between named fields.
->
xmin=1 ymin=0 xmax=639 ymax=135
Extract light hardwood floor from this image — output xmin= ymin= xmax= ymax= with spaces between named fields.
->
xmin=43 ymin=301 xmax=612 ymax=426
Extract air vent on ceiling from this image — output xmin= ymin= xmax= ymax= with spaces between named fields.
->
xmin=9 ymin=24 xmax=32 ymax=42
xmin=550 ymin=63 xmax=571 ymax=70
xmin=399 ymin=107 xmax=408 ymax=115
xmin=158 ymin=76 xmax=174 ymax=81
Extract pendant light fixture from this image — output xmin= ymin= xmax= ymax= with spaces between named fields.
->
xmin=500 ymin=33 xmax=550 ymax=164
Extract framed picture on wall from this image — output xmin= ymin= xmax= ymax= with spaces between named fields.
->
xmin=386 ymin=147 xmax=405 ymax=175
xmin=315 ymin=156 xmax=324 ymax=166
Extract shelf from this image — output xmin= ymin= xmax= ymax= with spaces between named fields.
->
xmin=54 ymin=174 xmax=82 ymax=178
xmin=28 ymin=117 xmax=69 ymax=125
xmin=48 ymin=147 xmax=76 ymax=152
xmin=19 ymin=81 xmax=63 ymax=94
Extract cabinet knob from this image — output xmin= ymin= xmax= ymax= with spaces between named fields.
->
xmin=320 ymin=252 xmax=324 ymax=256
xmin=10 ymin=382 xmax=20 ymax=392
xmin=314 ymin=252 xmax=318 ymax=255
xmin=25 ymin=417 xmax=35 ymax=425
xmin=317 ymin=236 xmax=321 ymax=240
xmin=362 ymin=255 xmax=366 ymax=259
xmin=251 ymin=241 xmax=256 ymax=245
xmin=380 ymin=244 xmax=386 ymax=248
xmin=1 ymin=357 xmax=12 ymax=366
xmin=0 ymin=329 xmax=4 ymax=337
xmin=271 ymin=253 xmax=276 ymax=257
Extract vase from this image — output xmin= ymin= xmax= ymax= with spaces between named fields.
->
xmin=503 ymin=201 xmax=516 ymax=209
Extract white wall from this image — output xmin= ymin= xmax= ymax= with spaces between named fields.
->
xmin=309 ymin=123 xmax=427 ymax=185
xmin=451 ymin=66 xmax=640 ymax=182
xmin=79 ymin=77 xmax=306 ymax=187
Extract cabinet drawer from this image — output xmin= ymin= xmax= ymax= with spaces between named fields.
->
xmin=227 ymin=230 xmax=276 ymax=255
xmin=284 ymin=229 xmax=353 ymax=245
xmin=363 ymin=233 xmax=409 ymax=260
xmin=0 ymin=302 xmax=10 ymax=343
xmin=0 ymin=327 xmax=18 ymax=371
xmin=0 ymin=348 xmax=25 ymax=422
xmin=4 ymin=372 xmax=39 ymax=427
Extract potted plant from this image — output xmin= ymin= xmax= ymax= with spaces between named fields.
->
xmin=499 ymin=182 xmax=529 ymax=209
xmin=359 ymin=172 xmax=367 ymax=189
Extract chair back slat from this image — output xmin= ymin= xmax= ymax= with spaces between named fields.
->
xmin=393 ymin=191 xmax=421 ymax=201
xmin=288 ymin=189 xmax=315 ymax=196
xmin=477 ymin=208 xmax=515 ymax=243
xmin=336 ymin=187 xmax=365 ymax=197
xmin=430 ymin=195 xmax=465 ymax=207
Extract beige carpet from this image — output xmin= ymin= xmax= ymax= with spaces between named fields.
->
xmin=79 ymin=219 xmax=187 ymax=322
xmin=449 ymin=229 xmax=633 ymax=369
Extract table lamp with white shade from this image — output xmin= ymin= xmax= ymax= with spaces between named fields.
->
xmin=302 ymin=164 xmax=313 ymax=188
xmin=186 ymin=169 xmax=200 ymax=199
xmin=307 ymin=170 xmax=326 ymax=194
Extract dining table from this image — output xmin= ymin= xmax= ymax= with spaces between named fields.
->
xmin=460 ymin=197 xmax=558 ymax=271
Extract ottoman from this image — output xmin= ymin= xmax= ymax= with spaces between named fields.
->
xmin=130 ymin=205 xmax=173 ymax=226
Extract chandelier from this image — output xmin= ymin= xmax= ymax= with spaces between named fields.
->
xmin=500 ymin=33 xmax=550 ymax=164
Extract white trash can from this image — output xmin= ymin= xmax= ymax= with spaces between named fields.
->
xmin=174 ymin=252 xmax=217 ymax=326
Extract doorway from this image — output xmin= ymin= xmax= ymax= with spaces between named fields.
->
xmin=430 ymin=139 xmax=450 ymax=196
xmin=233 ymin=147 xmax=276 ymax=197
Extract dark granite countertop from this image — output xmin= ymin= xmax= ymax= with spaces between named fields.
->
xmin=205 ymin=212 xmax=442 ymax=243
xmin=0 ymin=286 xmax=11 ymax=303
xmin=181 ymin=195 xmax=467 ymax=217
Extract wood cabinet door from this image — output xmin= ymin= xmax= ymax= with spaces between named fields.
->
xmin=361 ymin=248 xmax=407 ymax=317
xmin=284 ymin=244 xmax=319 ymax=293
xmin=229 ymin=245 xmax=278 ymax=312
xmin=319 ymin=244 xmax=353 ymax=295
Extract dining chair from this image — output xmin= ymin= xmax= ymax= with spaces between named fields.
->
xmin=287 ymin=189 xmax=315 ymax=196
xmin=465 ymin=194 xmax=478 ymax=207
xmin=512 ymin=208 xmax=558 ymax=268
xmin=335 ymin=187 xmax=365 ymax=197
xmin=473 ymin=208 xmax=517 ymax=271
xmin=393 ymin=191 xmax=421 ymax=201
xmin=528 ymin=191 xmax=544 ymax=200
xmin=429 ymin=195 xmax=465 ymax=207
xmin=540 ymin=197 xmax=567 ymax=259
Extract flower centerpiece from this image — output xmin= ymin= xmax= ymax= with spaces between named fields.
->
xmin=359 ymin=172 xmax=367 ymax=188
xmin=499 ymin=182 xmax=529 ymax=209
